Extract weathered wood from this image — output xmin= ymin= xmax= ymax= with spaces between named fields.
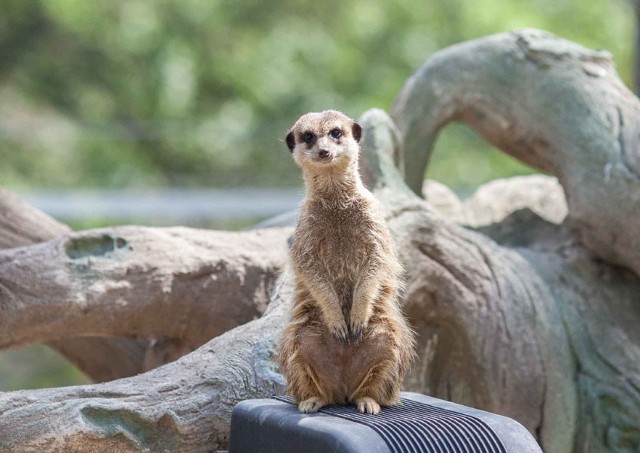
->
xmin=0 ymin=226 xmax=289 ymax=350
xmin=0 ymin=189 xmax=71 ymax=249
xmin=0 ymin=273 xmax=292 ymax=453
xmin=0 ymin=190 xmax=150 ymax=382
xmin=392 ymin=28 xmax=640 ymax=278
xmin=0 ymin=191 xmax=289 ymax=382
xmin=364 ymin=108 xmax=640 ymax=453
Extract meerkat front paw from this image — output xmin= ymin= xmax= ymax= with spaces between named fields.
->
xmin=349 ymin=317 xmax=369 ymax=342
xmin=355 ymin=397 xmax=381 ymax=415
xmin=298 ymin=397 xmax=326 ymax=413
xmin=328 ymin=319 xmax=350 ymax=342
xmin=349 ymin=320 xmax=367 ymax=341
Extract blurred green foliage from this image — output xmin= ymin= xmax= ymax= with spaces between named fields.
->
xmin=0 ymin=345 xmax=90 ymax=391
xmin=0 ymin=0 xmax=634 ymax=193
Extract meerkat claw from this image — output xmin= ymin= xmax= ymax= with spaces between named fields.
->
xmin=349 ymin=319 xmax=367 ymax=342
xmin=355 ymin=397 xmax=381 ymax=415
xmin=299 ymin=397 xmax=325 ymax=413
xmin=349 ymin=325 xmax=363 ymax=342
xmin=330 ymin=323 xmax=349 ymax=342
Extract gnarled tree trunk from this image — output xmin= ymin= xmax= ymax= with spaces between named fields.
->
xmin=0 ymin=29 xmax=638 ymax=452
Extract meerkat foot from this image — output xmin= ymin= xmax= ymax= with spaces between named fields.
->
xmin=298 ymin=397 xmax=326 ymax=413
xmin=355 ymin=397 xmax=381 ymax=415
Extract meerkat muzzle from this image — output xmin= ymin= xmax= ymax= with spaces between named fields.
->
xmin=313 ymin=149 xmax=335 ymax=163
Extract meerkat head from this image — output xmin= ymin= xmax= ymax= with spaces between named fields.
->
xmin=285 ymin=110 xmax=362 ymax=171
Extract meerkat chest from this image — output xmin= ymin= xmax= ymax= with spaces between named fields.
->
xmin=303 ymin=201 xmax=377 ymax=274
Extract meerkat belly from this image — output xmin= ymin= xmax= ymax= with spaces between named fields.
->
xmin=298 ymin=322 xmax=391 ymax=400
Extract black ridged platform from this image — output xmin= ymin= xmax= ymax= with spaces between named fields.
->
xmin=229 ymin=392 xmax=542 ymax=453
xmin=273 ymin=395 xmax=506 ymax=453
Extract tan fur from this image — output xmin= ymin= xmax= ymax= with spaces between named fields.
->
xmin=277 ymin=110 xmax=416 ymax=414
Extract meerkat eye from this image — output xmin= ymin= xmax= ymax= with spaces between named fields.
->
xmin=302 ymin=132 xmax=315 ymax=144
xmin=329 ymin=128 xmax=342 ymax=139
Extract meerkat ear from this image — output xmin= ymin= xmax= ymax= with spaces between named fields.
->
xmin=286 ymin=131 xmax=295 ymax=152
xmin=351 ymin=122 xmax=362 ymax=143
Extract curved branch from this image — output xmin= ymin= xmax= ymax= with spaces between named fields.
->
xmin=0 ymin=190 xmax=149 ymax=381
xmin=0 ymin=226 xmax=289 ymax=349
xmin=0 ymin=189 xmax=71 ymax=248
xmin=0 ymin=191 xmax=290 ymax=380
xmin=392 ymin=28 xmax=640 ymax=277
xmin=361 ymin=109 xmax=640 ymax=452
xmin=0 ymin=271 xmax=292 ymax=452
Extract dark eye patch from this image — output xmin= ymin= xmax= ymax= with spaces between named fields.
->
xmin=302 ymin=132 xmax=315 ymax=144
xmin=329 ymin=128 xmax=342 ymax=139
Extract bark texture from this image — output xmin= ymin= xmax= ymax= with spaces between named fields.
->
xmin=392 ymin=28 xmax=640 ymax=279
xmin=1 ymin=29 xmax=639 ymax=453
xmin=0 ymin=190 xmax=152 ymax=382
xmin=0 ymin=226 xmax=288 ymax=350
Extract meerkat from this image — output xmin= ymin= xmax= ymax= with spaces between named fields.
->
xmin=277 ymin=110 xmax=415 ymax=415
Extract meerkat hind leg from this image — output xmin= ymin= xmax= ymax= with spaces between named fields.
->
xmin=349 ymin=342 xmax=400 ymax=415
xmin=293 ymin=343 xmax=332 ymax=414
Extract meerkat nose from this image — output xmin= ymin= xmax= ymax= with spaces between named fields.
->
xmin=318 ymin=149 xmax=330 ymax=159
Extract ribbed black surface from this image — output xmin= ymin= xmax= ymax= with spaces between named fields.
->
xmin=272 ymin=395 xmax=507 ymax=453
